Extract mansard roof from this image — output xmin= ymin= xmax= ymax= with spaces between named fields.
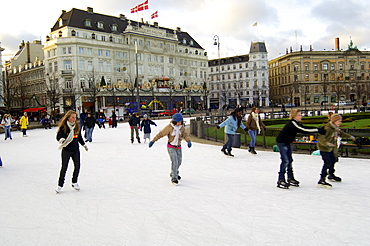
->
xmin=208 ymin=54 xmax=249 ymax=67
xmin=51 ymin=8 xmax=204 ymax=49
xmin=249 ymin=42 xmax=267 ymax=53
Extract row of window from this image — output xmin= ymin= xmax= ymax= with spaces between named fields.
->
xmin=210 ymin=62 xmax=264 ymax=72
xmin=210 ymin=71 xmax=266 ymax=81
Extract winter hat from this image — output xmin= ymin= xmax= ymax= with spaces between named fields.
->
xmin=330 ymin=113 xmax=342 ymax=123
xmin=23 ymin=112 xmax=27 ymax=116
xmin=143 ymin=114 xmax=148 ymax=118
xmin=172 ymin=113 xmax=183 ymax=122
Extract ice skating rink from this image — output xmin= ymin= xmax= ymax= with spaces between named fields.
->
xmin=1 ymin=118 xmax=369 ymax=246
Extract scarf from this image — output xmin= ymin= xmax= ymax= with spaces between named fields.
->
xmin=252 ymin=112 xmax=261 ymax=133
xmin=329 ymin=121 xmax=341 ymax=148
xmin=170 ymin=123 xmax=182 ymax=146
xmin=58 ymin=121 xmax=76 ymax=149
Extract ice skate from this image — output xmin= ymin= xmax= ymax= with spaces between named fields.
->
xmin=318 ymin=178 xmax=332 ymax=188
xmin=171 ymin=178 xmax=179 ymax=185
xmin=288 ymin=178 xmax=300 ymax=187
xmin=250 ymin=147 xmax=257 ymax=155
xmin=55 ymin=186 xmax=62 ymax=193
xmin=221 ymin=147 xmax=228 ymax=156
xmin=72 ymin=183 xmax=80 ymax=191
xmin=227 ymin=151 xmax=234 ymax=157
xmin=277 ymin=180 xmax=289 ymax=189
xmin=328 ymin=174 xmax=342 ymax=182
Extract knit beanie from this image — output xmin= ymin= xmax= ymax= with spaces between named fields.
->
xmin=143 ymin=114 xmax=148 ymax=118
xmin=172 ymin=113 xmax=183 ymax=122
xmin=330 ymin=113 xmax=342 ymax=123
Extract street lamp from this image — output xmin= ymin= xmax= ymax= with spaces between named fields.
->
xmin=213 ymin=35 xmax=222 ymax=114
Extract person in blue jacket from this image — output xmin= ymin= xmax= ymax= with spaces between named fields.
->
xmin=215 ymin=107 xmax=247 ymax=157
xmin=140 ymin=114 xmax=157 ymax=143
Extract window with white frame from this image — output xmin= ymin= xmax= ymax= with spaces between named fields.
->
xmin=79 ymin=60 xmax=85 ymax=70
xmin=87 ymin=61 xmax=93 ymax=71
xmin=87 ymin=48 xmax=92 ymax=55
xmin=80 ymin=77 xmax=85 ymax=88
xmin=106 ymin=50 xmax=110 ymax=57
xmin=97 ymin=22 xmax=104 ymax=29
xmin=98 ymin=49 xmax=103 ymax=56
xmin=64 ymin=60 xmax=72 ymax=70
xmin=78 ymin=47 xmax=84 ymax=55
xmin=99 ymin=62 xmax=104 ymax=72
xmin=106 ymin=62 xmax=111 ymax=72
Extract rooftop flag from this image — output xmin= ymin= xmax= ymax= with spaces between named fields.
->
xmin=131 ymin=0 xmax=149 ymax=13
xmin=151 ymin=11 xmax=158 ymax=19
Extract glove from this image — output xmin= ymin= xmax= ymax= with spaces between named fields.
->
xmin=244 ymin=128 xmax=248 ymax=132
xmin=154 ymin=124 xmax=157 ymax=127
xmin=130 ymin=126 xmax=133 ymax=129
xmin=187 ymin=141 xmax=192 ymax=148
xmin=149 ymin=141 xmax=154 ymax=148
xmin=138 ymin=127 xmax=140 ymax=130
xmin=83 ymin=145 xmax=88 ymax=151
xmin=58 ymin=138 xmax=65 ymax=144
xmin=140 ymin=128 xmax=142 ymax=131
xmin=317 ymin=126 xmax=326 ymax=135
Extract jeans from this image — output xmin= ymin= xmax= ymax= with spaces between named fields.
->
xmin=58 ymin=149 xmax=81 ymax=187
xmin=85 ymin=127 xmax=94 ymax=142
xmin=248 ymin=130 xmax=257 ymax=147
xmin=277 ymin=142 xmax=294 ymax=181
xmin=4 ymin=126 xmax=12 ymax=139
xmin=223 ymin=134 xmax=235 ymax=152
xmin=167 ymin=147 xmax=182 ymax=180
xmin=320 ymin=151 xmax=337 ymax=178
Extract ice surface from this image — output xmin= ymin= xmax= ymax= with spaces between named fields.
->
xmin=1 ymin=118 xmax=369 ymax=246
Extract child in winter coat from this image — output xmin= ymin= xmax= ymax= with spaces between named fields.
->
xmin=215 ymin=107 xmax=247 ymax=157
xmin=55 ymin=110 xmax=88 ymax=193
xmin=276 ymin=109 xmax=326 ymax=189
xmin=1 ymin=114 xmax=13 ymax=140
xmin=246 ymin=107 xmax=266 ymax=155
xmin=140 ymin=114 xmax=157 ymax=143
xmin=20 ymin=112 xmax=29 ymax=137
xmin=316 ymin=113 xmax=355 ymax=188
xmin=148 ymin=113 xmax=192 ymax=185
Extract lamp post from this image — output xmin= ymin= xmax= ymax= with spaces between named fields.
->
xmin=213 ymin=35 xmax=222 ymax=114
xmin=135 ymin=41 xmax=140 ymax=114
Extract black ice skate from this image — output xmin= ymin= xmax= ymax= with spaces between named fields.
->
xmin=171 ymin=178 xmax=179 ymax=185
xmin=328 ymin=174 xmax=342 ymax=182
xmin=250 ymin=147 xmax=257 ymax=155
xmin=318 ymin=178 xmax=332 ymax=188
xmin=288 ymin=178 xmax=300 ymax=187
xmin=227 ymin=151 xmax=234 ymax=157
xmin=277 ymin=180 xmax=290 ymax=189
xmin=221 ymin=147 xmax=228 ymax=156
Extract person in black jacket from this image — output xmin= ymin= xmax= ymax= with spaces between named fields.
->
xmin=129 ymin=112 xmax=141 ymax=143
xmin=55 ymin=110 xmax=88 ymax=193
xmin=276 ymin=109 xmax=325 ymax=189
xmin=84 ymin=112 xmax=97 ymax=142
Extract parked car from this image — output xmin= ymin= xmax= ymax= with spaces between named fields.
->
xmin=182 ymin=108 xmax=195 ymax=114
xmin=158 ymin=109 xmax=177 ymax=116
xmin=333 ymin=101 xmax=355 ymax=106
xmin=285 ymin=103 xmax=296 ymax=108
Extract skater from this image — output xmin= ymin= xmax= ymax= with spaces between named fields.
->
xmin=129 ymin=112 xmax=141 ymax=143
xmin=316 ymin=114 xmax=355 ymax=188
xmin=1 ymin=114 xmax=13 ymax=140
xmin=20 ymin=112 xmax=29 ymax=137
xmin=215 ymin=107 xmax=247 ymax=157
xmin=98 ymin=115 xmax=106 ymax=129
xmin=246 ymin=107 xmax=265 ymax=155
xmin=148 ymin=113 xmax=192 ymax=185
xmin=56 ymin=110 xmax=88 ymax=193
xmin=276 ymin=109 xmax=326 ymax=189
xmin=84 ymin=112 xmax=97 ymax=142
xmin=40 ymin=115 xmax=52 ymax=129
xmin=80 ymin=108 xmax=88 ymax=138
xmin=140 ymin=114 xmax=157 ymax=143
xmin=111 ymin=110 xmax=117 ymax=128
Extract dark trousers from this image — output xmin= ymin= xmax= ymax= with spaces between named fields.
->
xmin=223 ymin=134 xmax=235 ymax=152
xmin=58 ymin=149 xmax=81 ymax=187
xmin=320 ymin=151 xmax=337 ymax=178
xmin=277 ymin=142 xmax=294 ymax=180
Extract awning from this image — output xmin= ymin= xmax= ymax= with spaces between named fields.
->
xmin=23 ymin=107 xmax=46 ymax=112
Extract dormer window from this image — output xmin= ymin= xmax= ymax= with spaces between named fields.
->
xmin=97 ymin=21 xmax=104 ymax=29
xmin=111 ymin=24 xmax=118 ymax=32
xmin=190 ymin=40 xmax=194 ymax=46
xmin=84 ymin=19 xmax=92 ymax=27
xmin=59 ymin=19 xmax=64 ymax=27
xmin=183 ymin=39 xmax=187 ymax=45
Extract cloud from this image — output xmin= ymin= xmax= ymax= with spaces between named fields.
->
xmin=0 ymin=32 xmax=40 ymax=57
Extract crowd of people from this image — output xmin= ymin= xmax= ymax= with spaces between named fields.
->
xmin=0 ymin=106 xmax=356 ymax=191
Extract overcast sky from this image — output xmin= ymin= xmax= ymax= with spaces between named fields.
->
xmin=1 ymin=0 xmax=370 ymax=62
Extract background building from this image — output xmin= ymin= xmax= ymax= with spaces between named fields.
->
xmin=208 ymin=41 xmax=269 ymax=109
xmin=268 ymin=38 xmax=370 ymax=109
xmin=43 ymin=7 xmax=209 ymax=116
xmin=0 ymin=43 xmax=4 ymax=108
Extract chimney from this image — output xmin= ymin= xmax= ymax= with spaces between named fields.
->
xmin=87 ymin=7 xmax=93 ymax=14
xmin=176 ymin=27 xmax=181 ymax=32
xmin=140 ymin=18 xmax=144 ymax=23
xmin=154 ymin=22 xmax=158 ymax=27
xmin=310 ymin=45 xmax=313 ymax=51
xmin=62 ymin=10 xmax=66 ymax=14
xmin=335 ymin=37 xmax=340 ymax=51
xmin=119 ymin=14 xmax=126 ymax=20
